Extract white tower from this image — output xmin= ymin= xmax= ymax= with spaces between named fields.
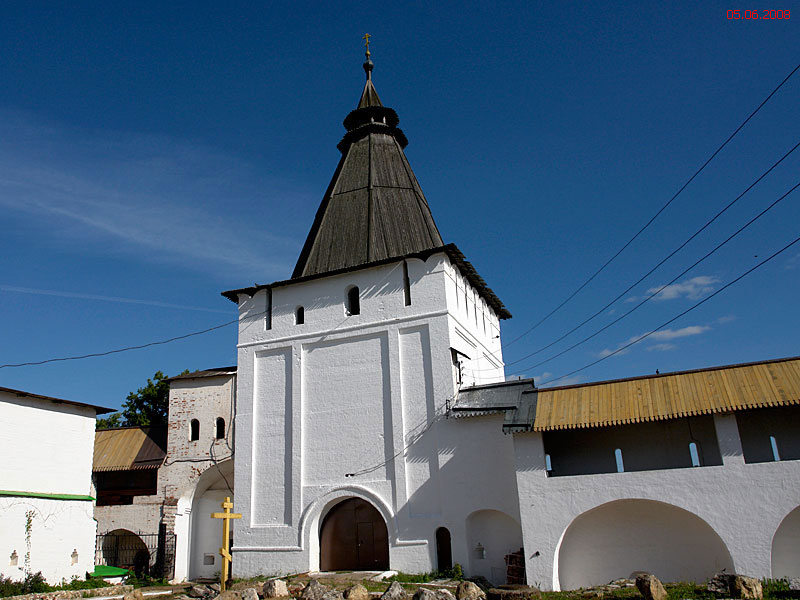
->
xmin=224 ymin=51 xmax=515 ymax=577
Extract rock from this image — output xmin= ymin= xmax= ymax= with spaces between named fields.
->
xmin=344 ymin=584 xmax=370 ymax=600
xmin=435 ymin=590 xmax=456 ymax=600
xmin=241 ymin=589 xmax=260 ymax=600
xmin=216 ymin=591 xmax=242 ymax=600
xmin=303 ymin=581 xmax=331 ymax=600
xmin=210 ymin=585 xmax=222 ymax=593
xmin=708 ymin=573 xmax=736 ymax=595
xmin=635 ymin=574 xmax=667 ymax=600
xmin=321 ymin=592 xmax=344 ymax=600
xmin=412 ymin=590 xmax=438 ymax=600
xmin=486 ymin=588 xmax=540 ymax=600
xmin=789 ymin=579 xmax=800 ymax=592
xmin=381 ymin=582 xmax=410 ymax=600
xmin=189 ymin=586 xmax=212 ymax=599
xmin=456 ymin=582 xmax=486 ymax=600
xmin=731 ymin=576 xmax=762 ymax=600
xmin=264 ymin=580 xmax=290 ymax=598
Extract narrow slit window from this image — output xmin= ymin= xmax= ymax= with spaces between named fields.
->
xmin=689 ymin=442 xmax=701 ymax=467
xmin=295 ymin=306 xmax=304 ymax=325
xmin=614 ymin=448 xmax=624 ymax=473
xmin=770 ymin=435 xmax=781 ymax=461
xmin=545 ymin=453 xmax=552 ymax=473
xmin=265 ymin=287 xmax=273 ymax=331
xmin=346 ymin=286 xmax=360 ymax=315
xmin=190 ymin=419 xmax=200 ymax=441
xmin=402 ymin=261 xmax=412 ymax=306
xmin=216 ymin=417 xmax=225 ymax=439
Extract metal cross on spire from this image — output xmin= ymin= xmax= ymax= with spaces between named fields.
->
xmin=362 ymin=33 xmax=371 ymax=57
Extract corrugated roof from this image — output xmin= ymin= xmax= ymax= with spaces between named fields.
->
xmin=0 ymin=386 xmax=114 ymax=414
xmin=166 ymin=366 xmax=236 ymax=382
xmin=533 ymin=356 xmax=800 ymax=431
xmin=93 ymin=426 xmax=167 ymax=472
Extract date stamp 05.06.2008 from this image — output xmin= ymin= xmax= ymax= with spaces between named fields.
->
xmin=727 ymin=9 xmax=790 ymax=18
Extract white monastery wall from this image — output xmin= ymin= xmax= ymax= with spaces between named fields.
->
xmin=1 ymin=393 xmax=96 ymax=496
xmin=512 ymin=412 xmax=800 ymax=590
xmin=0 ymin=392 xmax=98 ymax=583
xmin=233 ymin=253 xmax=512 ymax=577
xmin=0 ymin=497 xmax=96 ymax=584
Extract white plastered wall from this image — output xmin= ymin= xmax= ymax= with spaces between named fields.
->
xmin=512 ymin=413 xmax=800 ymax=590
xmin=0 ymin=393 xmax=98 ymax=583
xmin=232 ymin=253 xmax=516 ymax=578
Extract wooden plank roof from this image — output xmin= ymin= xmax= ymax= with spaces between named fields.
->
xmin=532 ymin=356 xmax=800 ymax=431
xmin=93 ymin=426 xmax=167 ymax=472
xmin=292 ymin=61 xmax=444 ymax=279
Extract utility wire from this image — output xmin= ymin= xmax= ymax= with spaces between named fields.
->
xmin=503 ymin=61 xmax=800 ymax=349
xmin=537 ymin=232 xmax=800 ymax=386
xmin=344 ymin=394 xmax=454 ymax=478
xmin=0 ymin=316 xmax=243 ymax=369
xmin=489 ymin=141 xmax=799 ymax=370
xmin=502 ymin=179 xmax=800 ymax=376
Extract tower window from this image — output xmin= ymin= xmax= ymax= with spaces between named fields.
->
xmin=216 ymin=417 xmax=225 ymax=439
xmin=190 ymin=419 xmax=200 ymax=441
xmin=346 ymin=286 xmax=360 ymax=315
xmin=296 ymin=306 xmax=304 ymax=325
xmin=402 ymin=261 xmax=412 ymax=306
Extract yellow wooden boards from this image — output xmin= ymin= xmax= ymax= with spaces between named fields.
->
xmin=533 ymin=356 xmax=800 ymax=431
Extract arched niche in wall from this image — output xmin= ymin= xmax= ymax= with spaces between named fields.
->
xmin=772 ymin=505 xmax=800 ymax=579
xmin=465 ymin=509 xmax=523 ymax=586
xmin=556 ymin=499 xmax=733 ymax=590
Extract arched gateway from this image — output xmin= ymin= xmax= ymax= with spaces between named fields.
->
xmin=319 ymin=498 xmax=389 ymax=571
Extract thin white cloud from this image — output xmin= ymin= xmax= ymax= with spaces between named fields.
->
xmin=786 ymin=252 xmax=800 ymax=270
xmin=625 ymin=275 xmax=720 ymax=303
xmin=716 ymin=315 xmax=737 ymax=325
xmin=597 ymin=325 xmax=710 ymax=358
xmin=0 ymin=285 xmax=231 ymax=314
xmin=646 ymin=276 xmax=720 ymax=301
xmin=0 ymin=109 xmax=307 ymax=281
xmin=647 ymin=343 xmax=677 ymax=352
xmin=647 ymin=325 xmax=711 ymax=340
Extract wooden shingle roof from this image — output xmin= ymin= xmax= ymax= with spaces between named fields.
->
xmin=292 ymin=58 xmax=444 ymax=279
xmin=532 ymin=356 xmax=800 ymax=431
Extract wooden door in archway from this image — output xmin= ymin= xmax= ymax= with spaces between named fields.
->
xmin=320 ymin=498 xmax=389 ymax=571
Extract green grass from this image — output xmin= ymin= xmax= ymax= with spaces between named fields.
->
xmin=0 ymin=573 xmax=113 ymax=598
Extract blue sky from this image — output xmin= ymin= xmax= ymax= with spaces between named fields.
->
xmin=0 ymin=1 xmax=797 ymax=410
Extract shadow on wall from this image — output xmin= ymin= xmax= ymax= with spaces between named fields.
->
xmin=772 ymin=505 xmax=800 ymax=579
xmin=556 ymin=499 xmax=733 ymax=590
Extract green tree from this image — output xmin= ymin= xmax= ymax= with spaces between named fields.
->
xmin=96 ymin=370 xmax=185 ymax=429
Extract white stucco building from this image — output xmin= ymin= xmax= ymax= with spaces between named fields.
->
xmin=0 ymin=386 xmax=112 ymax=584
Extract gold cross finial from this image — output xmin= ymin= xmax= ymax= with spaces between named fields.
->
xmin=363 ymin=33 xmax=371 ymax=57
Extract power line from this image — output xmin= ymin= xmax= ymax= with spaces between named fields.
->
xmin=500 ymin=179 xmax=800 ymax=376
xmin=536 ymin=232 xmax=800 ymax=386
xmin=503 ymin=61 xmax=800 ymax=349
xmin=0 ymin=316 xmax=241 ymax=369
xmin=488 ymin=141 xmax=799 ymax=370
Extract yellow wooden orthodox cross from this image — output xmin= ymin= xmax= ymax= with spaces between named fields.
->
xmin=211 ymin=496 xmax=241 ymax=591
xmin=362 ymin=33 xmax=371 ymax=56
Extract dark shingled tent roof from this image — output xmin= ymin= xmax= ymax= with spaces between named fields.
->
xmin=292 ymin=55 xmax=444 ymax=279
